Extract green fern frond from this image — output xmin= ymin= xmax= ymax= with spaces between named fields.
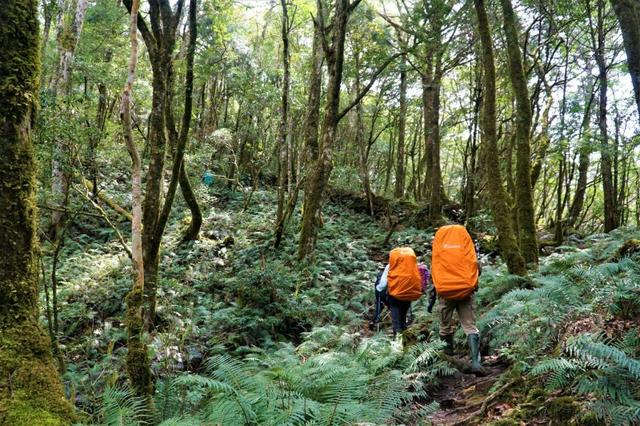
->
xmin=100 ymin=386 xmax=149 ymax=426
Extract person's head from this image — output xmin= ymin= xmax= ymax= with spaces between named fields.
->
xmin=418 ymin=263 xmax=430 ymax=289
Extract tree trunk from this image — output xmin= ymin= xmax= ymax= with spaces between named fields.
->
xmin=275 ymin=0 xmax=291 ymax=248
xmin=50 ymin=0 xmax=89 ymax=238
xmin=353 ymin=48 xmax=374 ymax=215
xmin=610 ymin=0 xmax=640 ymax=125
xmin=120 ymin=0 xmax=153 ymax=408
xmin=41 ymin=0 xmax=59 ymax=86
xmin=179 ymin=160 xmax=202 ymax=243
xmin=275 ymin=19 xmax=324 ymax=246
xmin=429 ymin=56 xmax=445 ymax=222
xmin=298 ymin=0 xmax=351 ymax=260
xmin=500 ymin=0 xmax=538 ymax=264
xmin=473 ymin=0 xmax=527 ymax=275
xmin=0 ymin=1 xmax=75 ymax=422
xmin=567 ymin=84 xmax=595 ymax=228
xmin=587 ymin=0 xmax=618 ymax=232
xmin=304 ymin=24 xmax=323 ymax=163
xmin=463 ymin=60 xmax=481 ymax=221
xmin=421 ymin=57 xmax=434 ymax=200
xmin=555 ymin=46 xmax=570 ymax=244
xmin=394 ymin=54 xmax=407 ymax=199
xmin=124 ymin=0 xmax=195 ymax=327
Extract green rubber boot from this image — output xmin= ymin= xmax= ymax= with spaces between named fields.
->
xmin=468 ymin=333 xmax=483 ymax=374
xmin=442 ymin=334 xmax=454 ymax=356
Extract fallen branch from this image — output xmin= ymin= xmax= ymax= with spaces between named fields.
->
xmin=38 ymin=203 xmax=105 ymax=219
xmin=82 ymin=178 xmax=132 ymax=221
xmin=73 ymin=185 xmax=133 ymax=259
xmin=440 ymin=353 xmax=474 ymax=374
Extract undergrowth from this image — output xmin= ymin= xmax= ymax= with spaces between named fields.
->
xmin=47 ymin=179 xmax=640 ymax=424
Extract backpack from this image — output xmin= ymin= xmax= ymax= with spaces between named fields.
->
xmin=431 ymin=225 xmax=479 ymax=300
xmin=387 ymin=247 xmax=423 ymax=301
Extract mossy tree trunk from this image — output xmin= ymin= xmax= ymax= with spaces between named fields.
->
xmin=463 ymin=60 xmax=482 ymax=221
xmin=420 ymin=45 xmax=447 ymax=218
xmin=421 ymin=47 xmax=435 ymax=201
xmin=586 ymin=0 xmax=619 ymax=232
xmin=428 ymin=55 xmax=445 ymax=222
xmin=394 ymin=50 xmax=408 ymax=199
xmin=473 ymin=0 xmax=527 ymax=276
xmin=0 ymin=1 xmax=75 ymax=423
xmin=499 ymin=0 xmax=538 ymax=264
xmin=124 ymin=0 xmax=197 ymax=327
xmin=299 ymin=0 xmax=351 ymax=260
xmin=120 ymin=0 xmax=153 ymax=409
xmin=164 ymin=13 xmax=201 ymax=246
xmin=297 ymin=0 xmax=397 ymax=259
xmin=274 ymin=0 xmax=292 ymax=249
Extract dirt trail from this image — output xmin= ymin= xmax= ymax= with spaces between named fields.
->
xmin=427 ymin=354 xmax=509 ymax=425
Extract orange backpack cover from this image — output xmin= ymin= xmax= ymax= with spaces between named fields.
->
xmin=431 ymin=225 xmax=479 ymax=300
xmin=387 ymin=247 xmax=423 ymax=301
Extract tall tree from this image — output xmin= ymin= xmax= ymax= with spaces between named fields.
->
xmin=586 ymin=0 xmax=619 ymax=231
xmin=499 ymin=0 xmax=538 ymax=264
xmin=124 ymin=0 xmax=197 ymax=325
xmin=119 ymin=0 xmax=153 ymax=407
xmin=394 ymin=45 xmax=408 ymax=199
xmin=473 ymin=0 xmax=527 ymax=275
xmin=274 ymin=0 xmax=292 ymax=248
xmin=299 ymin=0 xmax=397 ymax=258
xmin=50 ymin=0 xmax=89 ymax=238
xmin=0 ymin=1 xmax=75 ymax=422
xmin=610 ymin=0 xmax=640 ymax=124
xmin=299 ymin=0 xmax=353 ymax=259
xmin=567 ymin=81 xmax=596 ymax=229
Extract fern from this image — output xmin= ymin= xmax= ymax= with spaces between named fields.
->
xmin=99 ymin=386 xmax=149 ymax=426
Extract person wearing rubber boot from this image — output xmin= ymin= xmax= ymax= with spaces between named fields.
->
xmin=429 ymin=224 xmax=485 ymax=375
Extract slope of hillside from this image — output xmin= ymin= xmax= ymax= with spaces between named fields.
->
xmin=51 ymin=182 xmax=640 ymax=424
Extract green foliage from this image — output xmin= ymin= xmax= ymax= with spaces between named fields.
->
xmin=531 ymin=334 xmax=640 ymax=425
xmin=98 ymin=386 xmax=149 ymax=426
xmin=155 ymin=335 xmax=445 ymax=425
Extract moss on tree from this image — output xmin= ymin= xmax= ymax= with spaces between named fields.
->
xmin=124 ymin=287 xmax=154 ymax=408
xmin=0 ymin=326 xmax=75 ymax=425
xmin=0 ymin=1 xmax=75 ymax=424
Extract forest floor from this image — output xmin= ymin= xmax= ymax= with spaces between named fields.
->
xmin=48 ymin=180 xmax=640 ymax=424
xmin=427 ymin=354 xmax=508 ymax=425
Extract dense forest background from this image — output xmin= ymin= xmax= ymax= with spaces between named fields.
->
xmin=1 ymin=0 xmax=640 ymax=424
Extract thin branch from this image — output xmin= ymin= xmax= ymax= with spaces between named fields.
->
xmin=122 ymin=0 xmax=156 ymax=56
xmin=73 ymin=186 xmax=133 ymax=259
xmin=38 ymin=204 xmax=106 ymax=219
xmin=337 ymin=52 xmax=404 ymax=122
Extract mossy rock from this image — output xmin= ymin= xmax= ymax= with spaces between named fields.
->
xmin=526 ymin=387 xmax=546 ymax=403
xmin=545 ymin=396 xmax=579 ymax=423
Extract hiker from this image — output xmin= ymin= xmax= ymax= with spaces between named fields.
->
xmin=428 ymin=224 xmax=484 ymax=373
xmin=372 ymin=247 xmax=426 ymax=337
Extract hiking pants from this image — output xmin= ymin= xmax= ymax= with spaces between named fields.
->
xmin=439 ymin=296 xmax=479 ymax=336
xmin=388 ymin=295 xmax=411 ymax=334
